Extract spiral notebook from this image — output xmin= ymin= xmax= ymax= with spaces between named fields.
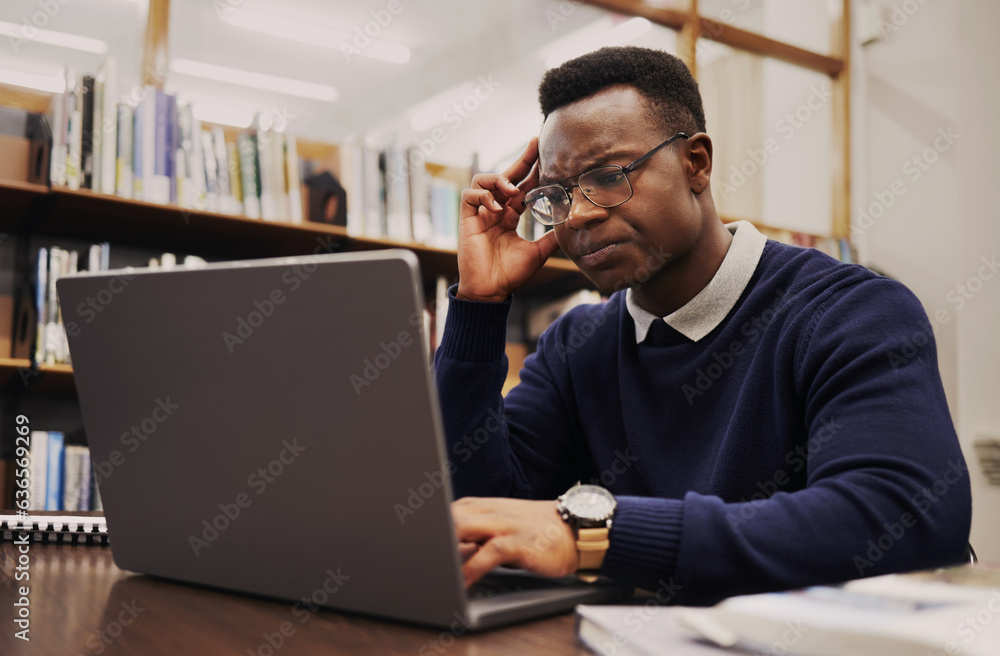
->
xmin=0 ymin=512 xmax=108 ymax=545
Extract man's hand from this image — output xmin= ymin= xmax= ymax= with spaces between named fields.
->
xmin=451 ymin=497 xmax=578 ymax=587
xmin=456 ymin=137 xmax=561 ymax=303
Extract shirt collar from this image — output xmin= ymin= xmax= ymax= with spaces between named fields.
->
xmin=626 ymin=221 xmax=767 ymax=343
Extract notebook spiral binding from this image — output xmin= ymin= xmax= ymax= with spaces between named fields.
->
xmin=1 ymin=514 xmax=109 ymax=546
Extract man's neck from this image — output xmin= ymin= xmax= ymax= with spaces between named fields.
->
xmin=631 ymin=219 xmax=734 ymax=317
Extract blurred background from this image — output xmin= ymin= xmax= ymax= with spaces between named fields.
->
xmin=0 ymin=0 xmax=997 ymax=565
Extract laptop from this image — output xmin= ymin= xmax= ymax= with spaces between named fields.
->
xmin=57 ymin=249 xmax=629 ymax=631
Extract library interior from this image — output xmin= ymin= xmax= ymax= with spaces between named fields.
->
xmin=0 ymin=0 xmax=998 ymax=654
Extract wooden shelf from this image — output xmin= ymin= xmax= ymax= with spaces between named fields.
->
xmin=0 ymin=181 xmax=589 ymax=294
xmin=0 ymin=358 xmax=75 ymax=395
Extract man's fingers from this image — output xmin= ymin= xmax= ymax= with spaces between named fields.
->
xmin=461 ymin=539 xmax=516 ymax=587
xmin=533 ymin=229 xmax=561 ymax=262
xmin=452 ymin=502 xmax=506 ymax=544
xmin=461 ymin=187 xmax=504 ymax=219
xmin=501 ymin=137 xmax=539 ymax=191
xmin=516 ymin=160 xmax=540 ymax=196
xmin=458 ymin=541 xmax=480 ymax=562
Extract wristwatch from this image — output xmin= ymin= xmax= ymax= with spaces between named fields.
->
xmin=556 ymin=484 xmax=617 ymax=572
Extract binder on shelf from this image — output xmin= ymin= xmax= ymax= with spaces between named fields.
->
xmin=0 ymin=513 xmax=108 ymax=545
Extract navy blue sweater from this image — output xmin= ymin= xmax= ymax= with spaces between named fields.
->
xmin=434 ymin=240 xmax=972 ymax=605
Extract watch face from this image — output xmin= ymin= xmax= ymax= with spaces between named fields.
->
xmin=563 ymin=484 xmax=616 ymax=522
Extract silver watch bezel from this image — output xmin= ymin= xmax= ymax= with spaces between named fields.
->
xmin=557 ymin=484 xmax=617 ymax=527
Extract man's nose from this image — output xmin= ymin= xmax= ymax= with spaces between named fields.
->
xmin=563 ymin=190 xmax=609 ymax=230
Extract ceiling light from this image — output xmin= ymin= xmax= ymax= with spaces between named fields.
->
xmin=170 ymin=59 xmax=338 ymax=102
xmin=220 ymin=9 xmax=410 ymax=64
xmin=0 ymin=20 xmax=107 ymax=54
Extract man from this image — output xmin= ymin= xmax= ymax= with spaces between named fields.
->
xmin=436 ymin=46 xmax=970 ymax=605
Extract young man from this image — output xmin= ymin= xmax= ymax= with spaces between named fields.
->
xmin=437 ymin=46 xmax=970 ymax=605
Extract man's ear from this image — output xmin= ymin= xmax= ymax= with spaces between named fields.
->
xmin=686 ymin=132 xmax=713 ymax=194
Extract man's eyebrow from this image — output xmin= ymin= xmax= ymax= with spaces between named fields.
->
xmin=538 ymin=148 xmax=640 ymax=186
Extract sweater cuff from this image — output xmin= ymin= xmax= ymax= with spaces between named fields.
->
xmin=437 ymin=284 xmax=512 ymax=362
xmin=601 ymin=496 xmax=684 ymax=591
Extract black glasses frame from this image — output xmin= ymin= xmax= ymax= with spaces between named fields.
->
xmin=525 ymin=132 xmax=689 ymax=226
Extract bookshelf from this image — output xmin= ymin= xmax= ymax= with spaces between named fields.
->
xmin=0 ymin=180 xmax=588 ymax=291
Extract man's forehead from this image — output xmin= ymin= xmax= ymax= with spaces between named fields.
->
xmin=538 ymin=131 xmax=634 ymax=182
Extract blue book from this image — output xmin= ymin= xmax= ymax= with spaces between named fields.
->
xmin=45 ymin=431 xmax=65 ymax=511
xmin=167 ymin=93 xmax=178 ymax=204
xmin=150 ymin=89 xmax=174 ymax=204
xmin=133 ymin=95 xmax=144 ymax=199
xmin=78 ymin=448 xmax=93 ymax=511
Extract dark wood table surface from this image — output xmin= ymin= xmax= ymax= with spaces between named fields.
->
xmin=0 ymin=542 xmax=597 ymax=655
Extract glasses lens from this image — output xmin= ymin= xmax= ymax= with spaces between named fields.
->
xmin=579 ymin=166 xmax=631 ymax=207
xmin=525 ymin=186 xmax=570 ymax=225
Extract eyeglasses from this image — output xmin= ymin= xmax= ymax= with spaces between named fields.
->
xmin=523 ymin=132 xmax=689 ymax=226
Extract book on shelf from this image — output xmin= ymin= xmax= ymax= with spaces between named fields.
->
xmin=44 ymin=431 xmax=64 ymax=511
xmin=115 ymin=103 xmax=133 ymax=198
xmin=49 ymin=66 xmax=68 ymax=187
xmin=237 ymin=131 xmax=262 ymax=219
xmin=98 ymin=58 xmax=118 ymax=196
xmin=27 ymin=430 xmax=48 ymax=511
xmin=20 ymin=430 xmax=101 ymax=513
xmin=36 ymin=58 xmax=481 ymax=251
xmin=32 ymin=241 xmax=116 ymax=366
xmin=576 ymin=567 xmax=1000 ymax=656
xmin=80 ymin=75 xmax=95 ymax=190
xmin=65 ymin=71 xmax=82 ymax=190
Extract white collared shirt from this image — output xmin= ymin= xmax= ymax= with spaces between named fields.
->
xmin=626 ymin=221 xmax=768 ymax=343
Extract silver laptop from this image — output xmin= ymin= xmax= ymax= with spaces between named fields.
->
xmin=57 ymin=249 xmax=629 ymax=631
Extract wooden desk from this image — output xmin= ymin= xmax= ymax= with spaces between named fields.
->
xmin=0 ymin=543 xmax=593 ymax=655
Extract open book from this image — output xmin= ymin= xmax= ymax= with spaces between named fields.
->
xmin=577 ymin=566 xmax=1000 ymax=656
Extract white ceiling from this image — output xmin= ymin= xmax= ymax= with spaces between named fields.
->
xmin=0 ymin=0 xmax=682 ymax=170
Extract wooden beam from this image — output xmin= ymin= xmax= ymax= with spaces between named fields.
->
xmin=830 ymin=0 xmax=851 ymax=239
xmin=678 ymin=0 xmax=700 ymax=77
xmin=699 ymin=18 xmax=843 ymax=77
xmin=141 ymin=0 xmax=171 ymax=89
xmin=0 ymin=84 xmax=52 ymax=115
xmin=584 ymin=0 xmax=843 ymax=77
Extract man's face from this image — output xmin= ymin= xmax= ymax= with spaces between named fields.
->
xmin=539 ymin=85 xmax=704 ymax=294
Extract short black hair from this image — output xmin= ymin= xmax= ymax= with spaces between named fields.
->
xmin=538 ymin=46 xmax=706 ymax=135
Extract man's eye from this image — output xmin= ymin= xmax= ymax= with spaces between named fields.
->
xmin=597 ymin=171 xmax=625 ymax=186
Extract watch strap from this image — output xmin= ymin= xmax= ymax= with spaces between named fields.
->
xmin=576 ymin=526 xmax=610 ymax=571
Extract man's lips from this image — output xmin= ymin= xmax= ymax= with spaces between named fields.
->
xmin=579 ymin=239 xmax=623 ymax=257
xmin=578 ymin=240 xmax=624 ymax=266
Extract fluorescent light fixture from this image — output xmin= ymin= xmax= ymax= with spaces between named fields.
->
xmin=0 ymin=20 xmax=108 ymax=54
xmin=545 ymin=17 xmax=652 ymax=69
xmin=220 ymin=9 xmax=410 ymax=64
xmin=192 ymin=102 xmax=255 ymax=129
xmin=0 ymin=68 xmax=65 ymax=93
xmin=170 ymin=59 xmax=338 ymax=102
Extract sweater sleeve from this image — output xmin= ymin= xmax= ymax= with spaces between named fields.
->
xmin=433 ymin=286 xmax=580 ymax=500
xmin=600 ymin=278 xmax=972 ymax=605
